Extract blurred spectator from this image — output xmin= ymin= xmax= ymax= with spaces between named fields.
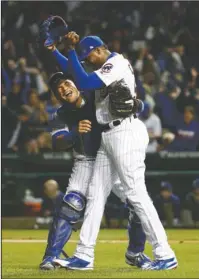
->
xmin=183 ymin=179 xmax=199 ymax=227
xmin=37 ymin=132 xmax=52 ymax=152
xmin=23 ymin=188 xmax=43 ymax=216
xmin=177 ymin=67 xmax=199 ymax=115
xmin=26 ymin=132 xmax=52 ymax=155
xmin=3 ymin=39 xmax=17 ymax=61
xmin=34 ymin=180 xmax=64 ymax=229
xmin=155 ymin=83 xmax=181 ymax=130
xmin=1 ymin=1 xmax=199 ymax=155
xmin=104 ymin=192 xmax=128 ymax=228
xmin=166 ymin=106 xmax=199 ymax=151
xmin=46 ymin=94 xmax=61 ymax=118
xmin=28 ymin=90 xmax=49 ymax=124
xmin=12 ymin=57 xmax=31 ymax=106
xmin=154 ymin=181 xmax=181 ymax=227
xmin=140 ymin=102 xmax=162 ymax=153
xmin=41 ymin=179 xmax=63 ymax=217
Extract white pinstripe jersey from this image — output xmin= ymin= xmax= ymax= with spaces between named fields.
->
xmin=94 ymin=53 xmax=136 ymax=124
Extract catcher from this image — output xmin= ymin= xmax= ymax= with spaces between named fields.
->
xmin=39 ymin=16 xmax=151 ymax=271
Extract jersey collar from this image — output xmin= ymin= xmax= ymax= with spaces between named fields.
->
xmin=107 ymin=52 xmax=118 ymax=61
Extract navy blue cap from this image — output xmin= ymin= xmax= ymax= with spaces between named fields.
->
xmin=161 ymin=181 xmax=172 ymax=191
xmin=192 ymin=178 xmax=199 ymax=190
xmin=78 ymin=36 xmax=104 ymax=61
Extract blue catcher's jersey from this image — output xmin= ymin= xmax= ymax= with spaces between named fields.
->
xmin=51 ymin=90 xmax=101 ymax=158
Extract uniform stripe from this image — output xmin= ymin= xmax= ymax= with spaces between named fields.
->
xmin=75 ymin=118 xmax=175 ymax=262
xmin=66 ymin=159 xmax=94 ymax=196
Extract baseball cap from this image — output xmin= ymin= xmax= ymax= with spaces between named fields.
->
xmin=78 ymin=36 xmax=104 ymax=61
xmin=160 ymin=181 xmax=172 ymax=191
xmin=192 ymin=178 xmax=199 ymax=190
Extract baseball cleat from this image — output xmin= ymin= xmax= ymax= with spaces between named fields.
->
xmin=65 ymin=256 xmax=94 ymax=270
xmin=39 ymin=256 xmax=58 ymax=270
xmin=141 ymin=257 xmax=178 ymax=270
xmin=125 ymin=251 xmax=151 ymax=268
xmin=53 ymin=257 xmax=72 ymax=268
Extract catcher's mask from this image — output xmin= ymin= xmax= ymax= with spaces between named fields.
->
xmin=48 ymin=72 xmax=77 ymax=102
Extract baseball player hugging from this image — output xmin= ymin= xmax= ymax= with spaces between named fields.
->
xmin=38 ymin=17 xmax=178 ymax=271
xmin=39 ymin=17 xmax=149 ymax=271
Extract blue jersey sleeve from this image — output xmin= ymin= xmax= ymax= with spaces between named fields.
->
xmin=68 ymin=49 xmax=104 ymax=90
xmin=52 ymin=49 xmax=69 ymax=73
xmin=51 ymin=126 xmax=78 ymax=150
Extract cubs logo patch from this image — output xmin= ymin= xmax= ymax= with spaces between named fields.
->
xmin=101 ymin=63 xmax=113 ymax=73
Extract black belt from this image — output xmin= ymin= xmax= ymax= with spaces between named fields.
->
xmin=100 ymin=115 xmax=137 ymax=132
xmin=100 ymin=120 xmax=121 ymax=132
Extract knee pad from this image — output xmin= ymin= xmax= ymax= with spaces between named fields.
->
xmin=59 ymin=191 xmax=87 ymax=224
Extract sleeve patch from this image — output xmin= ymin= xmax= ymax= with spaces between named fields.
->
xmin=100 ymin=63 xmax=113 ymax=74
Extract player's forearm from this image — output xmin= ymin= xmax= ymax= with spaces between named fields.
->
xmin=68 ymin=49 xmax=104 ymax=90
xmin=52 ymin=49 xmax=69 ymax=73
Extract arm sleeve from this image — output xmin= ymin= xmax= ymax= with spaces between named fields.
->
xmin=52 ymin=49 xmax=69 ymax=73
xmin=51 ymin=126 xmax=79 ymax=150
xmin=68 ymin=49 xmax=104 ymax=90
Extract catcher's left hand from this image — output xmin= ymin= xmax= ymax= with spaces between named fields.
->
xmin=39 ymin=15 xmax=68 ymax=48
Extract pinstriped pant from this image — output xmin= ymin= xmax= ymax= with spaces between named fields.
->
xmin=75 ymin=118 xmax=175 ymax=262
xmin=66 ymin=158 xmax=124 ymax=200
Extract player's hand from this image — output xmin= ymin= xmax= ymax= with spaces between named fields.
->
xmin=78 ymin=120 xmax=92 ymax=133
xmin=65 ymin=31 xmax=79 ymax=50
xmin=46 ymin=44 xmax=56 ymax=51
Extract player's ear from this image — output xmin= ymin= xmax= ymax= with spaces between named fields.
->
xmin=95 ymin=47 xmax=101 ymax=55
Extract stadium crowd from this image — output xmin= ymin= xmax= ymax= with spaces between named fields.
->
xmin=30 ymin=178 xmax=199 ymax=228
xmin=2 ymin=1 xmax=199 ymax=154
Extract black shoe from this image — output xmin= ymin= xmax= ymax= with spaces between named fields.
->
xmin=125 ymin=251 xmax=151 ymax=268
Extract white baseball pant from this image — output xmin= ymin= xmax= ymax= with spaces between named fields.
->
xmin=66 ymin=158 xmax=126 ymax=205
xmin=74 ymin=117 xmax=176 ymax=262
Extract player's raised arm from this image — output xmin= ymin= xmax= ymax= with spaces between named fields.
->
xmin=49 ymin=107 xmax=79 ymax=151
xmin=64 ymin=32 xmax=104 ymax=90
xmin=66 ymin=32 xmax=128 ymax=90
xmin=52 ymin=49 xmax=69 ymax=73
xmin=39 ymin=16 xmax=69 ymax=73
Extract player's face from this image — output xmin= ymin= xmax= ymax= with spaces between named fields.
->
xmin=57 ymin=80 xmax=79 ymax=103
xmin=86 ymin=48 xmax=105 ymax=68
xmin=160 ymin=189 xmax=172 ymax=199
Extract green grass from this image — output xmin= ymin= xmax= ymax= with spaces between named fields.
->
xmin=2 ymin=229 xmax=199 ymax=278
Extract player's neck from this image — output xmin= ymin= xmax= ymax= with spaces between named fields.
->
xmin=103 ymin=50 xmax=111 ymax=62
xmin=99 ymin=50 xmax=112 ymax=66
xmin=75 ymin=95 xmax=85 ymax=108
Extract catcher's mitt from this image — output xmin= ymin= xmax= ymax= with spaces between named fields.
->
xmin=108 ymin=79 xmax=144 ymax=117
xmin=39 ymin=15 xmax=68 ymax=47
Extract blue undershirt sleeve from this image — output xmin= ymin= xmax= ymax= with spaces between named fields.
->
xmin=68 ymin=49 xmax=104 ymax=90
xmin=51 ymin=126 xmax=79 ymax=150
xmin=52 ymin=49 xmax=69 ymax=73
